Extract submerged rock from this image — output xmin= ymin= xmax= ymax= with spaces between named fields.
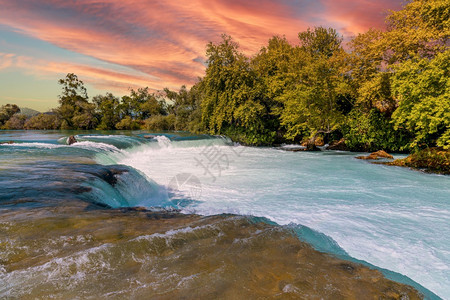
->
xmin=67 ymin=135 xmax=77 ymax=145
xmin=356 ymin=150 xmax=394 ymax=160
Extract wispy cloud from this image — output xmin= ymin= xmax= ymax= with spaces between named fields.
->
xmin=0 ymin=0 xmax=403 ymax=95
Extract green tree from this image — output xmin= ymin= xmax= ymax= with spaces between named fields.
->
xmin=343 ymin=109 xmax=410 ymax=152
xmin=163 ymin=84 xmax=202 ymax=131
xmin=93 ymin=93 xmax=121 ymax=130
xmin=115 ymin=116 xmax=141 ymax=130
xmin=200 ymin=35 xmax=276 ymax=145
xmin=3 ymin=114 xmax=27 ymax=129
xmin=55 ymin=73 xmax=97 ymax=129
xmin=277 ymin=27 xmax=350 ymax=146
xmin=24 ymin=113 xmax=60 ymax=130
xmin=384 ymin=0 xmax=449 ymax=63
xmin=0 ymin=104 xmax=20 ymax=126
xmin=122 ymin=88 xmax=166 ymax=121
xmin=391 ymin=50 xmax=450 ymax=149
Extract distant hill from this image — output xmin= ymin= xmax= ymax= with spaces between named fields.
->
xmin=19 ymin=107 xmax=41 ymax=117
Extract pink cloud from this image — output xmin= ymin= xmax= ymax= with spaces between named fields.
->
xmin=0 ymin=0 xmax=404 ymax=95
xmin=320 ymin=0 xmax=404 ymax=38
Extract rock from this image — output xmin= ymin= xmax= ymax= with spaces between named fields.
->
xmin=371 ymin=150 xmax=394 ymax=159
xmin=98 ymin=167 xmax=128 ymax=186
xmin=279 ymin=145 xmax=306 ymax=152
xmin=305 ymin=143 xmax=321 ymax=151
xmin=356 ymin=150 xmax=394 ymax=160
xmin=385 ymin=147 xmax=450 ymax=175
xmin=67 ymin=135 xmax=77 ymax=145
xmin=0 ymin=141 xmax=15 ymax=144
xmin=326 ymin=139 xmax=349 ymax=151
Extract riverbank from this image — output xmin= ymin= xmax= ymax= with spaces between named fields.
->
xmin=382 ymin=148 xmax=450 ymax=175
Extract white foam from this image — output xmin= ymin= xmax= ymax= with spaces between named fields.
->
xmin=71 ymin=141 xmax=121 ymax=152
xmin=0 ymin=142 xmax=61 ymax=149
xmin=114 ymin=140 xmax=450 ymax=298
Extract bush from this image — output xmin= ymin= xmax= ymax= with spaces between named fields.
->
xmin=2 ymin=114 xmax=27 ymax=129
xmin=144 ymin=114 xmax=176 ymax=131
xmin=25 ymin=114 xmax=60 ymax=129
xmin=115 ymin=116 xmax=141 ymax=130
xmin=343 ymin=109 xmax=410 ymax=152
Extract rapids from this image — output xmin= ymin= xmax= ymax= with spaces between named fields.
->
xmin=1 ymin=131 xmax=448 ymax=299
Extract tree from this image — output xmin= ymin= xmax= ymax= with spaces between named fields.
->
xmin=384 ymin=0 xmax=449 ymax=63
xmin=3 ymin=114 xmax=27 ymax=129
xmin=163 ymin=84 xmax=202 ymax=131
xmin=122 ymin=88 xmax=166 ymax=121
xmin=55 ymin=73 xmax=97 ymax=129
xmin=276 ymin=27 xmax=350 ymax=146
xmin=0 ymin=104 xmax=20 ymax=126
xmin=115 ymin=116 xmax=141 ymax=130
xmin=298 ymin=27 xmax=343 ymax=58
xmin=391 ymin=50 xmax=450 ymax=149
xmin=24 ymin=113 xmax=60 ymax=130
xmin=93 ymin=93 xmax=121 ymax=130
xmin=199 ymin=35 xmax=276 ymax=145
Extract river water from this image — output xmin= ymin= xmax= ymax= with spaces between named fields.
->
xmin=0 ymin=131 xmax=448 ymax=299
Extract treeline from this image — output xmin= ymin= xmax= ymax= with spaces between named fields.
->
xmin=1 ymin=0 xmax=448 ymax=152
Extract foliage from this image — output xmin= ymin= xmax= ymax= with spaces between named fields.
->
xmin=199 ymin=35 xmax=277 ymax=145
xmin=276 ymin=27 xmax=351 ymax=144
xmin=388 ymin=148 xmax=450 ymax=174
xmin=144 ymin=114 xmax=176 ymax=131
xmin=0 ymin=104 xmax=20 ymax=126
xmin=24 ymin=114 xmax=60 ymax=130
xmin=343 ymin=109 xmax=409 ymax=152
xmin=115 ymin=116 xmax=141 ymax=130
xmin=391 ymin=50 xmax=450 ymax=150
xmin=121 ymin=87 xmax=167 ymax=120
xmin=55 ymin=73 xmax=97 ymax=129
xmin=164 ymin=84 xmax=203 ymax=132
xmin=93 ymin=93 xmax=121 ymax=130
xmin=2 ymin=114 xmax=27 ymax=129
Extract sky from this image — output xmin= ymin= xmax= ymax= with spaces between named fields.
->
xmin=0 ymin=0 xmax=404 ymax=111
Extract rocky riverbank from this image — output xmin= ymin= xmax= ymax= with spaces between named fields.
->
xmin=384 ymin=148 xmax=450 ymax=175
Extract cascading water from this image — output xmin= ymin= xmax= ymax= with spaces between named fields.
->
xmin=108 ymin=134 xmax=449 ymax=299
xmin=0 ymin=131 xmax=448 ymax=299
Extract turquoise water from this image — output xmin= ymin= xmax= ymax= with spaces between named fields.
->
xmin=1 ymin=131 xmax=448 ymax=299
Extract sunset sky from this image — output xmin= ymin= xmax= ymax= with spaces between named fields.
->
xmin=0 ymin=0 xmax=404 ymax=111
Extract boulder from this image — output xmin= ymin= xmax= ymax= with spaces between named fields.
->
xmin=326 ymin=139 xmax=349 ymax=151
xmin=67 ymin=135 xmax=77 ymax=145
xmin=305 ymin=143 xmax=321 ymax=151
xmin=299 ymin=141 xmax=320 ymax=151
xmin=356 ymin=150 xmax=394 ymax=160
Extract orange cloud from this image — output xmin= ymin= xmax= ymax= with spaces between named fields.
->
xmin=0 ymin=0 xmax=404 ymax=95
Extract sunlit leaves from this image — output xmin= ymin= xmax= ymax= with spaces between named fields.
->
xmin=392 ymin=50 xmax=450 ymax=149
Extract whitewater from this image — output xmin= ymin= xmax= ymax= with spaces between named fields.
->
xmin=102 ymin=135 xmax=450 ymax=298
xmin=0 ymin=131 xmax=448 ymax=298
